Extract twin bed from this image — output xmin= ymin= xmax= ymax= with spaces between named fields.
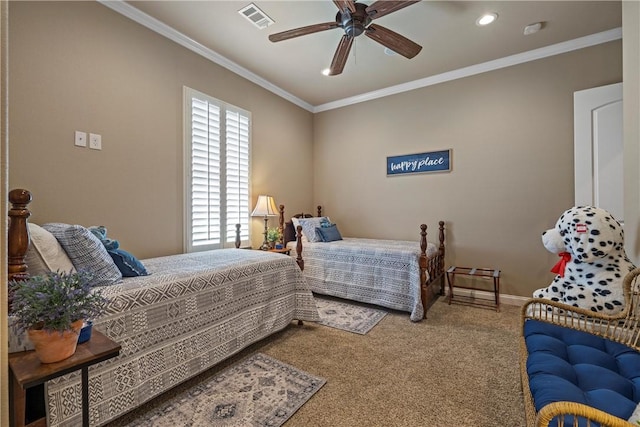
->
xmin=7 ymin=190 xmax=319 ymax=427
xmin=279 ymin=206 xmax=446 ymax=321
xmin=6 ymin=189 xmax=446 ymax=426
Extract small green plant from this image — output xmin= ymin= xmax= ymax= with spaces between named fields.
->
xmin=266 ymin=227 xmax=281 ymax=243
xmin=9 ymin=271 xmax=108 ymax=333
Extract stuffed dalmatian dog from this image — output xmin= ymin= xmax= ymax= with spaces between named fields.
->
xmin=533 ymin=206 xmax=635 ymax=315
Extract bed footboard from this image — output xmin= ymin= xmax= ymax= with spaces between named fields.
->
xmin=421 ymin=221 xmax=446 ymax=318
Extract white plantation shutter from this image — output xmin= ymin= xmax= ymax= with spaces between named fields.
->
xmin=225 ymin=110 xmax=250 ymax=243
xmin=184 ymin=87 xmax=251 ymax=252
xmin=191 ymin=98 xmax=221 ymax=247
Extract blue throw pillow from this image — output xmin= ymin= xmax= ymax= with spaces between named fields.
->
xmin=317 ymin=224 xmax=342 ymax=242
xmin=108 ymin=248 xmax=148 ymax=277
xmin=88 ymin=225 xmax=120 ymax=251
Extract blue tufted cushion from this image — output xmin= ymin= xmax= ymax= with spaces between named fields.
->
xmin=525 ymin=320 xmax=640 ymax=426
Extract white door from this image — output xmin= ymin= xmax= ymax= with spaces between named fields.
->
xmin=574 ymin=82 xmax=623 ymax=223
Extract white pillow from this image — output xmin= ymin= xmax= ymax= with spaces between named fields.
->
xmin=290 ymin=218 xmax=308 ymax=242
xmin=25 ymin=223 xmax=76 ymax=275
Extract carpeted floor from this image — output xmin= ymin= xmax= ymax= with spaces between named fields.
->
xmin=106 ymin=298 xmax=526 ymax=427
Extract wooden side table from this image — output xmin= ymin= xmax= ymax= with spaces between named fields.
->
xmin=9 ymin=330 xmax=121 ymax=427
xmin=446 ymin=266 xmax=501 ymax=311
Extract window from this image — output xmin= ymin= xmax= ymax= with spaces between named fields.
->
xmin=184 ymin=87 xmax=250 ymax=252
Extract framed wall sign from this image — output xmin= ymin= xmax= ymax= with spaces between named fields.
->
xmin=387 ymin=149 xmax=451 ymax=176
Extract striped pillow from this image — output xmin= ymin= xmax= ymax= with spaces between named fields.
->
xmin=42 ymin=223 xmax=122 ymax=287
xmin=298 ymin=217 xmax=331 ymax=243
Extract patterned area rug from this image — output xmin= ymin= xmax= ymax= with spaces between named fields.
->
xmin=122 ymin=353 xmax=326 ymax=427
xmin=315 ymin=296 xmax=387 ymax=334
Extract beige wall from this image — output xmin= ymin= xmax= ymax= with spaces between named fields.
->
xmin=313 ymin=41 xmax=622 ymax=298
xmin=7 ymin=1 xmax=314 ymax=258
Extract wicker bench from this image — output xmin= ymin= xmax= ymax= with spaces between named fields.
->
xmin=520 ymin=267 xmax=640 ymax=427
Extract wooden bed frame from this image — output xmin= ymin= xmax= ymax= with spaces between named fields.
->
xmin=6 ymin=189 xmax=291 ymax=306
xmin=6 ymin=189 xmax=312 ymax=424
xmin=277 ymin=205 xmax=446 ymax=318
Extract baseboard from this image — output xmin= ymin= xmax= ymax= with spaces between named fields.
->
xmin=443 ymin=287 xmax=530 ymax=307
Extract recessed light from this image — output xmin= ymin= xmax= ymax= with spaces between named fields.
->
xmin=384 ymin=47 xmax=397 ymax=56
xmin=321 ymin=68 xmax=331 ymax=76
xmin=476 ymin=13 xmax=498 ymax=26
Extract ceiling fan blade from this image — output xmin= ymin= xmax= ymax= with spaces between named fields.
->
xmin=269 ymin=22 xmax=340 ymax=43
xmin=333 ymin=0 xmax=357 ymax=14
xmin=365 ymin=1 xmax=421 ymax=20
xmin=365 ymin=23 xmax=422 ymax=59
xmin=328 ymin=35 xmax=354 ymax=76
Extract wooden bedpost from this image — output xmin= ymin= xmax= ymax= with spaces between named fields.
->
xmin=278 ymin=204 xmax=285 ymax=245
xmin=419 ymin=224 xmax=429 ymax=318
xmin=317 ymin=206 xmax=322 ymax=217
xmin=8 ymin=189 xmax=32 ymax=311
xmin=438 ymin=221 xmax=446 ymax=292
xmin=295 ymin=225 xmax=304 ymax=271
xmin=8 ymin=189 xmax=31 ymax=282
xmin=235 ymin=223 xmax=241 ymax=248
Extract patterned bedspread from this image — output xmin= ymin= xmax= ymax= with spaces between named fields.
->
xmin=288 ymin=238 xmax=437 ymax=321
xmin=45 ymin=249 xmax=319 ymax=427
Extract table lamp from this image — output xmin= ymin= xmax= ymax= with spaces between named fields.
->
xmin=251 ymin=195 xmax=279 ymax=250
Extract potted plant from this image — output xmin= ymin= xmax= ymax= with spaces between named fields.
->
xmin=266 ymin=227 xmax=281 ymax=249
xmin=9 ymin=270 xmax=108 ymax=363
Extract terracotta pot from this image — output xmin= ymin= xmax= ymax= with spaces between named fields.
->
xmin=27 ymin=319 xmax=84 ymax=363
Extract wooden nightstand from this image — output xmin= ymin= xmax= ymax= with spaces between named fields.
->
xmin=9 ymin=330 xmax=121 ymax=427
xmin=267 ymin=247 xmax=291 ymax=255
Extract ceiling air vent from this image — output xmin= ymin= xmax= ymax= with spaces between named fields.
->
xmin=238 ymin=3 xmax=274 ymax=30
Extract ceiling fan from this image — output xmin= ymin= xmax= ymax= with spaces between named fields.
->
xmin=268 ymin=0 xmax=423 ymax=76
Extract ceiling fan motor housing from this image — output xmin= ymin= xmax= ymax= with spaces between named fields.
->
xmin=336 ymin=2 xmax=371 ymax=38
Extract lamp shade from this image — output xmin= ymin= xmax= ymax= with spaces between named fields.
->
xmin=251 ymin=195 xmax=279 ymax=217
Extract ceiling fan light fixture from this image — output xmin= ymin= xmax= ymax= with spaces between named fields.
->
xmin=321 ymin=68 xmax=331 ymax=76
xmin=269 ymin=0 xmax=423 ymax=75
xmin=476 ymin=13 xmax=498 ymax=26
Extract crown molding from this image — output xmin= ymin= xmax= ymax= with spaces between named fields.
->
xmin=98 ymin=0 xmax=315 ymax=112
xmin=313 ymin=27 xmax=622 ymax=113
xmin=98 ymin=1 xmax=621 ymax=115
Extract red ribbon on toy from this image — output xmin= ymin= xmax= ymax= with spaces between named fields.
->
xmin=551 ymin=252 xmax=571 ymax=277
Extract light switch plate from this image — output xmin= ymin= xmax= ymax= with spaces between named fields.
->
xmin=74 ymin=131 xmax=87 ymax=147
xmin=89 ymin=133 xmax=102 ymax=150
